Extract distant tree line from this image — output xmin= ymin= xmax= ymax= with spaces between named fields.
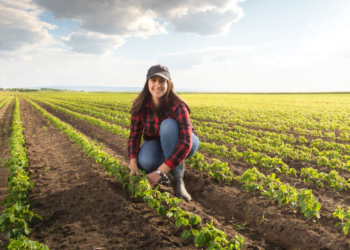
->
xmin=40 ymin=88 xmax=65 ymax=91
xmin=5 ymin=88 xmax=65 ymax=92
xmin=6 ymin=88 xmax=39 ymax=92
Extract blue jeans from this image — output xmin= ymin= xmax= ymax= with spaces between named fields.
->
xmin=138 ymin=119 xmax=200 ymax=174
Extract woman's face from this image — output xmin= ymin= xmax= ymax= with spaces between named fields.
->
xmin=148 ymin=75 xmax=168 ymax=102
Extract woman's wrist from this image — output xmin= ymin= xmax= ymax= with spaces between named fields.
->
xmin=158 ymin=163 xmax=171 ymax=174
xmin=129 ymin=158 xmax=138 ymax=169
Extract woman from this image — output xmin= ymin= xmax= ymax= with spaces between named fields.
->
xmin=128 ymin=64 xmax=199 ymax=201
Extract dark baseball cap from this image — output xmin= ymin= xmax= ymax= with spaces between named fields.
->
xmin=146 ymin=64 xmax=171 ymax=80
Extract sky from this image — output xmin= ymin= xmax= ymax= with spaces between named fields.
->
xmin=0 ymin=0 xmax=349 ymax=92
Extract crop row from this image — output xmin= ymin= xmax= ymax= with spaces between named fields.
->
xmin=0 ymin=97 xmax=48 ymax=250
xmin=24 ymin=97 xmax=244 ymax=249
xmin=32 ymin=97 xmax=350 ymax=192
xmin=26 ymin=93 xmax=350 ymax=137
xmin=35 ymin=97 xmax=130 ymax=125
xmin=196 ymin=125 xmax=350 ymax=172
xmin=186 ymin=151 xmax=350 ymax=235
xmin=35 ymin=99 xmax=130 ymax=138
xmin=29 ymin=97 xmax=327 ymax=220
xmin=193 ymin=120 xmax=350 ymax=156
xmin=190 ymin=104 xmax=350 ymax=134
xmin=37 ymin=97 xmax=350 ymax=167
xmin=0 ymin=97 xmax=12 ymax=110
xmin=31 ymin=97 xmax=350 ymax=170
xmin=34 ymin=96 xmax=350 ymax=162
xmin=185 ymin=151 xmax=322 ymax=220
xmin=26 ymin=96 xmax=350 ymax=235
xmin=199 ymin=141 xmax=350 ymax=192
xmin=69 ymin=97 xmax=349 ymax=135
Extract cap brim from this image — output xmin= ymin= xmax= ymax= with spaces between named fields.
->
xmin=147 ymin=73 xmax=170 ymax=80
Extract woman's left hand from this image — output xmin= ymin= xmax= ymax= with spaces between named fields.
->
xmin=147 ymin=171 xmax=162 ymax=187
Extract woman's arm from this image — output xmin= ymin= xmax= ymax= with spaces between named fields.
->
xmin=128 ymin=113 xmax=143 ymax=175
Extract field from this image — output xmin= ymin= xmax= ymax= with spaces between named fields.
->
xmin=1 ymin=92 xmax=350 ymax=250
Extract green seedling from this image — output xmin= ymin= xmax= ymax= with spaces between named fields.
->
xmin=333 ymin=206 xmax=350 ymax=235
xmin=233 ymin=223 xmax=247 ymax=231
xmin=260 ymin=211 xmax=265 ymax=224
xmin=244 ymin=207 xmax=251 ymax=214
xmin=48 ymin=225 xmax=54 ymax=233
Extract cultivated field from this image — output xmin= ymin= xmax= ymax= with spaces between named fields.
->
xmin=1 ymin=92 xmax=350 ymax=249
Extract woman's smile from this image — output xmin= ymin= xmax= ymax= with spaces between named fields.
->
xmin=148 ymin=75 xmax=168 ymax=105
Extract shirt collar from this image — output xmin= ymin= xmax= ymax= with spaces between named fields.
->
xmin=146 ymin=95 xmax=171 ymax=109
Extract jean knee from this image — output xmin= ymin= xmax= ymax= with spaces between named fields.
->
xmin=137 ymin=140 xmax=164 ymax=173
xmin=138 ymin=157 xmax=159 ymax=173
xmin=160 ymin=119 xmax=178 ymax=137
xmin=186 ymin=133 xmax=200 ymax=159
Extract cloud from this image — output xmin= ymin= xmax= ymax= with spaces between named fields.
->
xmin=0 ymin=0 xmax=55 ymax=52
xmin=0 ymin=49 xmax=153 ymax=88
xmin=169 ymin=6 xmax=243 ymax=35
xmin=33 ymin=0 xmax=245 ymax=37
xmin=158 ymin=46 xmax=253 ymax=69
xmin=61 ymin=32 xmax=126 ymax=54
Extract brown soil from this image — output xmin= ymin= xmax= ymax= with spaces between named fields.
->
xmin=193 ymin=117 xmax=348 ymax=145
xmin=32 ymin=101 xmax=274 ymax=250
xmin=33 ymin=99 xmax=350 ymax=250
xmin=0 ymin=100 xmax=14 ymax=245
xmin=48 ymin=100 xmax=350 ymax=186
xmin=19 ymin=99 xmax=202 ymax=250
xmin=0 ymin=100 xmax=14 ymax=208
xmin=46 ymin=100 xmax=349 ymax=171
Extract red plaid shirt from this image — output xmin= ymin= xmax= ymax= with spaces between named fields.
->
xmin=128 ymin=97 xmax=197 ymax=169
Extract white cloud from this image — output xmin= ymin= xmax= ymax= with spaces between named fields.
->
xmin=0 ymin=49 xmax=153 ymax=88
xmin=158 ymin=46 xmax=253 ymax=69
xmin=61 ymin=32 xmax=126 ymax=54
xmin=169 ymin=7 xmax=243 ymax=36
xmin=0 ymin=0 xmax=55 ymax=52
xmin=32 ymin=0 xmax=245 ymax=54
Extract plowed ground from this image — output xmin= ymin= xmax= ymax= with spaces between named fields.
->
xmin=19 ymin=100 xmax=200 ymax=250
xmin=2 ymin=97 xmax=349 ymax=250
xmin=18 ymin=99 xmax=273 ymax=250
xmin=0 ymin=99 xmax=14 ymax=245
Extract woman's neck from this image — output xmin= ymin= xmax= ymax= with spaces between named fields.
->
xmin=152 ymin=96 xmax=160 ymax=108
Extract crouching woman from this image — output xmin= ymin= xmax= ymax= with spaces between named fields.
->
xmin=128 ymin=64 xmax=199 ymax=201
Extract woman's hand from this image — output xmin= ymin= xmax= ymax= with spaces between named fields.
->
xmin=147 ymin=163 xmax=171 ymax=187
xmin=129 ymin=158 xmax=139 ymax=185
xmin=147 ymin=171 xmax=162 ymax=187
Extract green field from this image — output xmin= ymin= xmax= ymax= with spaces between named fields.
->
xmin=1 ymin=92 xmax=350 ymax=249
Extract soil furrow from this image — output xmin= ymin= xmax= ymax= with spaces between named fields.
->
xmin=191 ymin=117 xmax=348 ymax=145
xmin=59 ymin=100 xmax=345 ymax=144
xmin=41 ymin=100 xmax=350 ymax=205
xmin=19 ymin=98 xmax=202 ymax=250
xmin=46 ymin=100 xmax=350 ymax=182
xmin=34 ymin=99 xmax=350 ymax=250
xmin=41 ymin=99 xmax=346 ymax=145
xmin=199 ymin=135 xmax=350 ymax=182
xmin=0 ymin=99 xmax=15 ymax=245
xmin=32 ymin=100 xmax=280 ymax=249
xmin=0 ymin=99 xmax=15 ymax=209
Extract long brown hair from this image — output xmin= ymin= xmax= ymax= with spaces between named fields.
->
xmin=131 ymin=79 xmax=191 ymax=116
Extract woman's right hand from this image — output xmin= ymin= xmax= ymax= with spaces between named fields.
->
xmin=129 ymin=158 xmax=139 ymax=184
xmin=129 ymin=163 xmax=139 ymax=176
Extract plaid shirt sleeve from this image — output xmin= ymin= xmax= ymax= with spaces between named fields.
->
xmin=163 ymin=103 xmax=193 ymax=169
xmin=128 ymin=113 xmax=143 ymax=160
